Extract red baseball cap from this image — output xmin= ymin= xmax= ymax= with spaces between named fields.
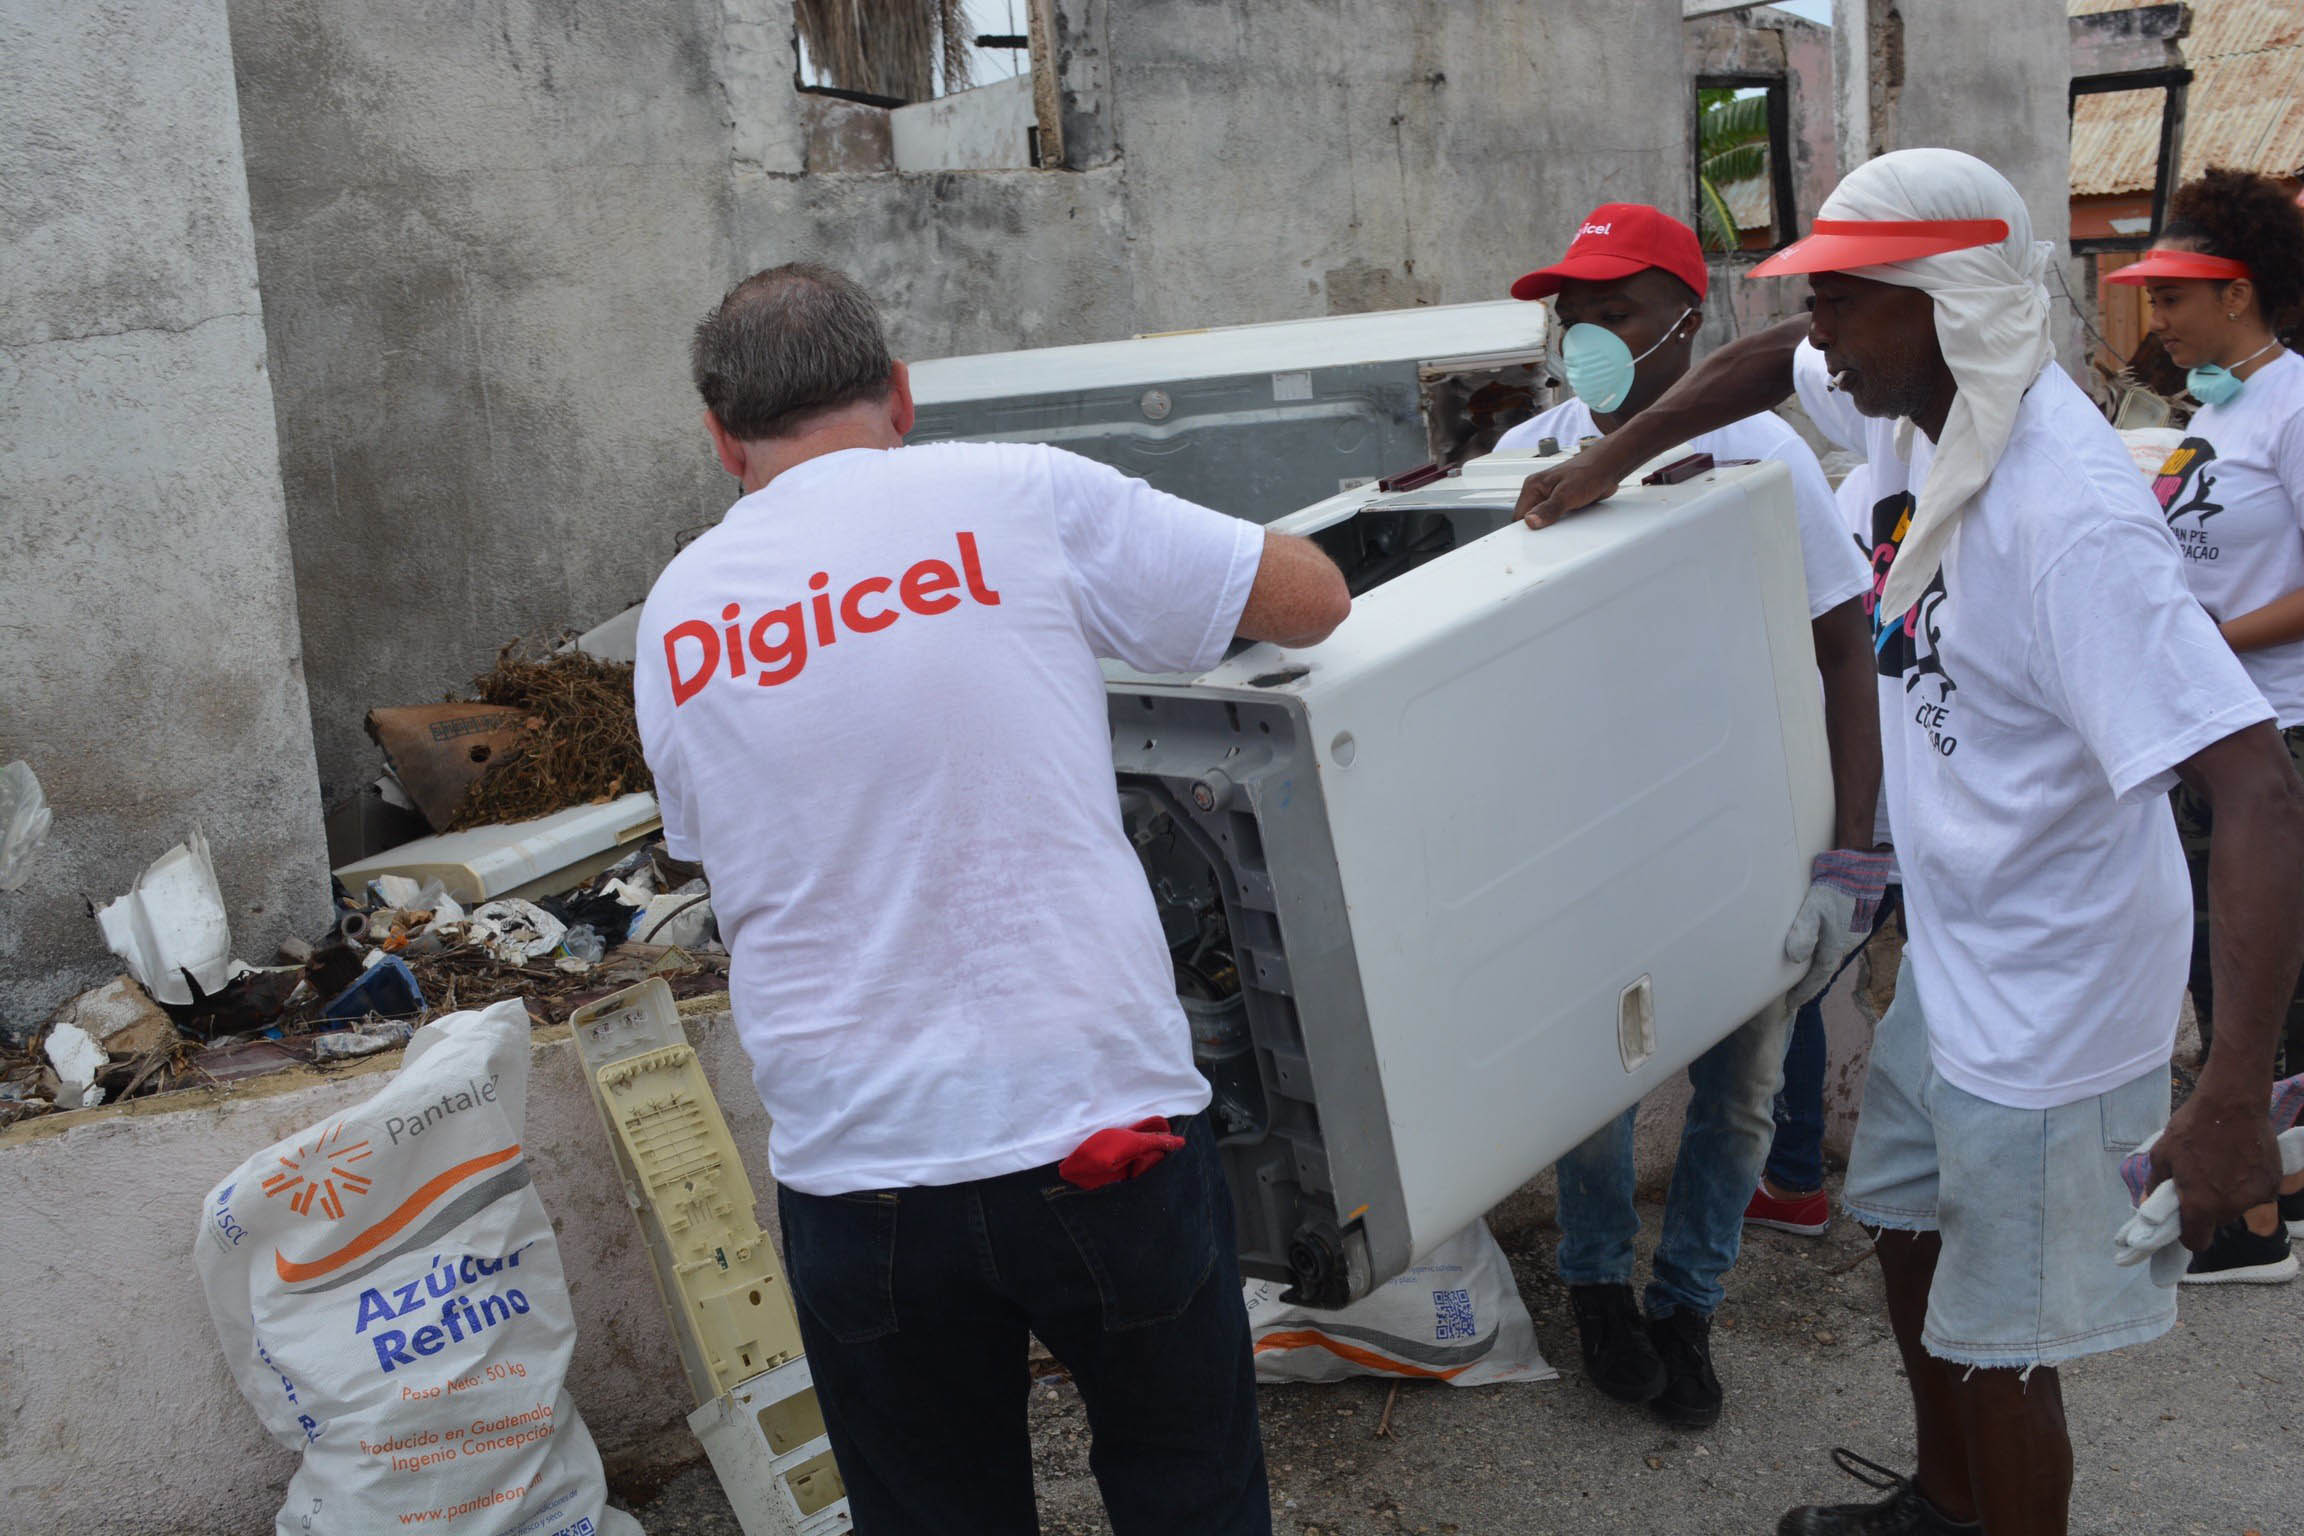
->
xmin=1511 ymin=203 xmax=1710 ymax=303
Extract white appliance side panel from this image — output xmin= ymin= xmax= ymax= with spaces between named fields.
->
xmin=1300 ymin=470 xmax=1826 ymax=1259
xmin=908 ymin=301 xmax=1547 ymax=403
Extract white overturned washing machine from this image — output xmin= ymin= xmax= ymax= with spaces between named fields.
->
xmin=1107 ymin=448 xmax=1830 ymax=1304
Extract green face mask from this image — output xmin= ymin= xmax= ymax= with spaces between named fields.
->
xmin=2188 ymin=339 xmax=2281 ymax=407
xmin=1560 ymin=307 xmax=1695 ymax=414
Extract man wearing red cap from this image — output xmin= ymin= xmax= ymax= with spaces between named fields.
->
xmin=1517 ymin=150 xmax=2304 ymax=1536
xmin=1497 ymin=203 xmax=1884 ymax=1434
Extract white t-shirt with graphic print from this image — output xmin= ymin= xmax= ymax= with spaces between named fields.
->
xmin=1498 ymin=397 xmax=1871 ymax=621
xmin=636 ymin=442 xmax=1263 ymax=1195
xmin=1792 ymin=341 xmax=2272 ymax=1109
xmin=2148 ymin=347 xmax=2304 ymax=726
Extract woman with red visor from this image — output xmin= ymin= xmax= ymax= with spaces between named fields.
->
xmin=2108 ymin=166 xmax=2304 ymax=1283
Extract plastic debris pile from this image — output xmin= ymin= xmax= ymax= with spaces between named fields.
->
xmin=0 ymin=837 xmax=724 ymax=1127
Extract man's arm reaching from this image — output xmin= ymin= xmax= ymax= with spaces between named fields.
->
xmin=1814 ymin=596 xmax=1884 ymax=854
xmin=1517 ymin=316 xmax=1812 ymax=529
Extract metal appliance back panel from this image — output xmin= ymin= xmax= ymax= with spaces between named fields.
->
xmin=909 ymin=361 xmax=1426 ymax=523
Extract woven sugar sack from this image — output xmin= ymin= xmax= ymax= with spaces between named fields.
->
xmin=1245 ymin=1220 xmax=1554 ymax=1385
xmin=197 ymin=998 xmax=642 ymax=1536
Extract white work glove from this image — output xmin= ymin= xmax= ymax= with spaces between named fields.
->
xmin=1783 ymin=849 xmax=1895 ymax=1010
xmin=2115 ymin=1125 xmax=2304 ymax=1288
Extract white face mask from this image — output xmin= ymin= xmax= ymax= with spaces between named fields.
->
xmin=1559 ymin=307 xmax=1696 ymax=414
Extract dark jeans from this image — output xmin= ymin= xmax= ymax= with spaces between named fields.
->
xmin=777 ymin=1113 xmax=1270 ymax=1536
xmin=1764 ymin=887 xmax=1902 ymax=1195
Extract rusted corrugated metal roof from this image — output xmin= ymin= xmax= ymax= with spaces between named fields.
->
xmin=1723 ymin=175 xmax=1774 ymax=232
xmin=2070 ymin=0 xmax=2304 ymax=195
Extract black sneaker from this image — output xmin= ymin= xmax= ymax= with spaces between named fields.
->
xmin=1778 ymin=1449 xmax=1980 ymax=1534
xmin=2280 ymin=1185 xmax=2303 ymax=1240
xmin=1567 ymin=1283 xmax=1666 ymax=1404
xmin=2181 ymin=1219 xmax=2299 ymax=1284
xmin=1646 ymin=1307 xmax=1721 ymax=1430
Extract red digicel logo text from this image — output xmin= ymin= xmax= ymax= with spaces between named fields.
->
xmin=664 ymin=530 xmax=1002 ymax=704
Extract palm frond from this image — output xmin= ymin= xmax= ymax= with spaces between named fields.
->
xmin=1697 ymin=176 xmax=1742 ymax=254
xmin=1702 ymin=143 xmax=1768 ymax=187
xmin=1699 ymin=90 xmax=1772 ymax=152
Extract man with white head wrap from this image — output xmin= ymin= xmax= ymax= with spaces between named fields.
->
xmin=1517 ymin=149 xmax=2304 ymax=1536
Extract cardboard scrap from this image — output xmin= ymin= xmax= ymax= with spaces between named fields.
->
xmin=365 ymin=704 xmax=537 ymax=830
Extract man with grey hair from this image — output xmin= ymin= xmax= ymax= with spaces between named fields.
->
xmin=635 ymin=263 xmax=1348 ymax=1534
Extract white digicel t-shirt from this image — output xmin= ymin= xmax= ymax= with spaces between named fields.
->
xmin=635 ymin=442 xmax=1263 ymax=1195
xmin=2146 ymin=347 xmax=2304 ymax=726
xmin=1499 ymin=398 xmax=1870 ymax=621
xmin=1792 ymin=341 xmax=2272 ymax=1108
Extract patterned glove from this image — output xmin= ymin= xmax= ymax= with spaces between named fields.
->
xmin=2115 ymin=1122 xmax=2304 ymax=1288
xmin=2116 ymin=1073 xmax=2304 ymax=1288
xmin=1783 ymin=849 xmax=1895 ymax=1010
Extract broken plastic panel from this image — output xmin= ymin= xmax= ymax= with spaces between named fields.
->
xmin=335 ymin=791 xmax=663 ymax=905
xmin=1109 ymin=452 xmax=1833 ymax=1308
xmin=93 ymin=830 xmax=233 ymax=1006
xmin=689 ymin=1356 xmax=853 ymax=1536
xmin=569 ymin=980 xmax=849 ymax=1536
xmin=569 ymin=980 xmax=805 ymax=1399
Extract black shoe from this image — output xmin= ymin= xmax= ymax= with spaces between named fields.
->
xmin=2181 ymin=1219 xmax=2299 ymax=1284
xmin=1645 ymin=1307 xmax=1721 ymax=1430
xmin=1567 ymin=1283 xmax=1666 ymax=1404
xmin=1778 ymin=1450 xmax=1980 ymax=1534
xmin=2279 ymin=1185 xmax=2304 ymax=1240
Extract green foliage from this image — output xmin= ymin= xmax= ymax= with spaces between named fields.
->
xmin=1698 ymin=88 xmax=1774 ymax=252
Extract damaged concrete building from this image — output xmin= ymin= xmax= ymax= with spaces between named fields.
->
xmin=5 ymin=0 xmax=2094 ymax=1028
xmin=0 ymin=2 xmax=2126 ymax=1530
xmin=7 ymin=0 xmax=2126 ymax=1037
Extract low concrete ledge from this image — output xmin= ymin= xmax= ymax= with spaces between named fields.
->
xmin=0 ymin=958 xmax=1902 ymax=1532
xmin=0 ymin=997 xmax=771 ymax=1535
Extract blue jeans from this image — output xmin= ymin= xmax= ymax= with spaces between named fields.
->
xmin=1764 ymin=887 xmax=1901 ymax=1195
xmin=777 ymin=1113 xmax=1270 ymax=1536
xmin=1555 ymin=1001 xmax=1792 ymax=1319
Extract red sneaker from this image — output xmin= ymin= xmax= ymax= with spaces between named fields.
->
xmin=1743 ymin=1184 xmax=1830 ymax=1236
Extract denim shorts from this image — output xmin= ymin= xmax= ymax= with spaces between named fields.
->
xmin=1843 ymin=958 xmax=2177 ymax=1368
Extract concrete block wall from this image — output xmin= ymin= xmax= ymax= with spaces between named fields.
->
xmin=225 ymin=0 xmax=760 ymax=808
xmin=1096 ymin=0 xmax=1693 ymax=332
xmin=0 ymin=0 xmax=332 ymax=1029
xmin=229 ymin=0 xmax=1694 ymax=802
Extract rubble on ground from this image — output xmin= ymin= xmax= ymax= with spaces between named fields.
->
xmin=4 ymin=621 xmax=719 ymax=1126
xmin=378 ymin=639 xmax=653 ymax=832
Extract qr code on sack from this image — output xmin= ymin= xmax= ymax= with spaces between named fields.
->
xmin=1432 ymin=1288 xmax=1476 ymax=1341
xmin=549 ymin=1519 xmax=596 ymax=1536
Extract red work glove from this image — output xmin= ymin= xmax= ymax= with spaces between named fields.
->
xmin=1058 ymin=1118 xmax=1185 ymax=1190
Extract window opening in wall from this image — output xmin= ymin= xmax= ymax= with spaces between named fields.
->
xmin=2069 ymin=70 xmax=2191 ymax=256
xmin=2070 ymin=68 xmax=2192 ymax=386
xmin=796 ymin=0 xmax=1031 ymax=104
xmin=1693 ymin=77 xmax=1796 ymax=255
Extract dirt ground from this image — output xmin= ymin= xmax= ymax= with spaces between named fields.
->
xmin=618 ymin=1179 xmax=2302 ymax=1535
